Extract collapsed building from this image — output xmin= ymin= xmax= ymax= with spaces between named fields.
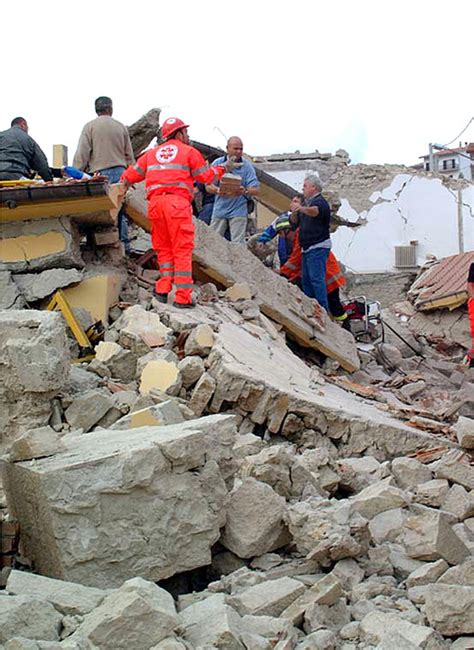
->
xmin=0 ymin=109 xmax=473 ymax=649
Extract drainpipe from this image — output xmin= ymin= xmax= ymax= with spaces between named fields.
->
xmin=457 ymin=188 xmax=464 ymax=253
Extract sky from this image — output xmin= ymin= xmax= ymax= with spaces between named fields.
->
xmin=2 ymin=0 xmax=473 ymax=167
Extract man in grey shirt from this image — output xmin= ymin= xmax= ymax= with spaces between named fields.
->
xmin=73 ymin=97 xmax=134 ymax=253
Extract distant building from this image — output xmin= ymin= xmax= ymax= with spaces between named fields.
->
xmin=421 ymin=143 xmax=474 ymax=180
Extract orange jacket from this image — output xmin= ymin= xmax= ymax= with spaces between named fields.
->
xmin=280 ymin=230 xmax=345 ymax=291
xmin=121 ymin=139 xmax=225 ymax=202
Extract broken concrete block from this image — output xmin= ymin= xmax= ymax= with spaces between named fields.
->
xmin=441 ymin=484 xmax=474 ymax=520
xmin=177 ymin=355 xmax=205 ymax=389
xmin=454 ymin=415 xmax=474 ymax=449
xmin=360 ymin=610 xmax=443 ymax=648
xmin=405 ymin=559 xmax=449 ymax=588
xmin=303 ymin=599 xmax=350 ymax=635
xmin=368 ymin=508 xmax=405 ymax=544
xmin=400 ymin=380 xmax=426 ymax=400
xmin=391 ymin=457 xmax=432 ymax=491
xmin=336 ymin=456 xmax=384 ymax=492
xmin=239 ymin=446 xmax=293 ymax=498
xmin=14 ymin=269 xmax=83 ymax=302
xmin=95 ymin=343 xmax=137 ymax=383
xmin=225 ymin=282 xmax=253 ymax=302
xmin=0 ymin=271 xmax=25 ymax=309
xmin=402 ymin=511 xmax=471 ymax=565
xmin=93 ymin=227 xmax=120 ymax=246
xmin=0 ymin=596 xmax=62 ymax=644
xmin=64 ymin=389 xmax=115 ymax=432
xmin=451 ymin=639 xmax=474 ymax=650
xmin=281 ymin=573 xmax=342 ymax=625
xmin=437 ymin=558 xmax=474 ymax=586
xmin=61 ymin=272 xmax=122 ymax=324
xmin=233 ymin=433 xmax=265 ymax=459
xmin=111 ymin=401 xmax=184 ymax=430
xmin=8 ymin=426 xmax=65 ymax=462
xmin=0 ymin=217 xmax=83 ymax=273
xmin=179 ymin=593 xmax=244 ymax=649
xmin=184 ymin=323 xmax=215 ymax=357
xmin=351 ymin=477 xmax=409 ymax=519
xmin=3 ymin=415 xmax=236 ymax=587
xmin=139 ymin=359 xmax=182 ymax=396
xmin=0 ymin=310 xmax=69 ymax=452
xmin=299 ymin=629 xmax=337 ymax=649
xmin=435 ymin=453 xmax=474 ymax=490
xmin=227 ymin=577 xmax=305 ymax=617
xmin=220 ymin=478 xmax=290 ymax=559
xmin=117 ymin=305 xmax=171 ymax=351
xmin=425 ymin=584 xmax=474 ymax=635
xmin=69 ymin=577 xmax=178 ymax=649
xmin=6 ymin=569 xmax=107 ymax=615
xmin=413 ymin=479 xmax=449 ymax=507
xmin=189 ymin=372 xmax=216 ymax=416
xmin=95 ymin=341 xmax=122 ymax=362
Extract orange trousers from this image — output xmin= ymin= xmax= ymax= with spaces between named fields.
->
xmin=149 ymin=194 xmax=195 ymax=305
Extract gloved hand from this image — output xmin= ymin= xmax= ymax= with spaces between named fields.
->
xmin=224 ymin=156 xmax=243 ymax=173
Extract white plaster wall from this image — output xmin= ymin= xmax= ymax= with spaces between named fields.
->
xmin=269 ymin=170 xmax=474 ymax=273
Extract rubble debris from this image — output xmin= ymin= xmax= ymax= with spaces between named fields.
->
xmin=3 ymin=415 xmax=237 ymax=588
xmin=0 ymin=311 xmax=69 ymax=452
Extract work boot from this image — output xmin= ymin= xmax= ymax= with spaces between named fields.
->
xmin=153 ymin=291 xmax=168 ymax=304
xmin=173 ymin=301 xmax=195 ymax=309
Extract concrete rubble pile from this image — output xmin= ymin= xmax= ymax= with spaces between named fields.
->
xmin=1 ymin=270 xmax=473 ymax=648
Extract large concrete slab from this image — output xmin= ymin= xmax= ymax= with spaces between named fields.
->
xmin=206 ymin=323 xmax=449 ymax=459
xmin=125 ymin=184 xmax=359 ymax=372
xmin=2 ymin=414 xmax=237 ymax=588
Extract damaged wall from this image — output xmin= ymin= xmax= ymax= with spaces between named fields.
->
xmin=266 ymin=167 xmax=474 ymax=273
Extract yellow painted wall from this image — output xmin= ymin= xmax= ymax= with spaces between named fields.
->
xmin=0 ymin=232 xmax=66 ymax=263
xmin=61 ymin=274 xmax=122 ymax=324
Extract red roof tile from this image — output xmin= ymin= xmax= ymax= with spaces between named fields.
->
xmin=410 ymin=251 xmax=474 ymax=310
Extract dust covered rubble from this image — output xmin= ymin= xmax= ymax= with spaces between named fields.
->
xmin=1 ymin=280 xmax=474 ymax=648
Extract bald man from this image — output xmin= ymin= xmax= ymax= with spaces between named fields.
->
xmin=207 ymin=136 xmax=259 ymax=244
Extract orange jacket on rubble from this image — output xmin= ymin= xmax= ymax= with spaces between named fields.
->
xmin=121 ymin=139 xmax=225 ymax=201
xmin=280 ymin=230 xmax=345 ymax=291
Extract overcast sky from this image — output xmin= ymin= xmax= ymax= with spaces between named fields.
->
xmin=2 ymin=1 xmax=472 ymax=167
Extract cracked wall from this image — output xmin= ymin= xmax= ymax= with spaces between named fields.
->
xmin=269 ymin=167 xmax=474 ymax=273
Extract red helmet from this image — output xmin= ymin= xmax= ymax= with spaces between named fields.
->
xmin=161 ymin=117 xmax=189 ymax=140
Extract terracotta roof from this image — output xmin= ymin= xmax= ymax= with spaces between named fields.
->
xmin=409 ymin=251 xmax=474 ymax=311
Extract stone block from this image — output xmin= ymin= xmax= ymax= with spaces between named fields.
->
xmin=140 ymin=359 xmax=182 ymax=396
xmin=368 ymin=508 xmax=405 ymax=544
xmin=454 ymin=415 xmax=474 ymax=449
xmin=391 ymin=457 xmax=432 ymax=491
xmin=413 ymin=479 xmax=449 ymax=507
xmin=3 ymin=415 xmax=237 ymax=587
xmin=8 ymin=426 xmax=65 ymax=461
xmin=69 ymin=577 xmax=178 ymax=648
xmin=116 ymin=305 xmax=171 ymax=351
xmin=179 ymin=593 xmax=244 ymax=649
xmin=351 ymin=477 xmax=409 ymax=519
xmin=189 ymin=372 xmax=216 ymax=416
xmin=111 ymin=401 xmax=184 ymax=430
xmin=227 ymin=577 xmax=305 ymax=617
xmin=0 ymin=595 xmax=62 ymax=644
xmin=0 ymin=310 xmax=69 ymax=451
xmin=425 ymin=584 xmax=474 ymax=635
xmin=441 ymin=484 xmax=474 ymax=520
xmin=402 ymin=511 xmax=471 ymax=565
xmin=281 ymin=573 xmax=342 ymax=625
xmin=6 ymin=569 xmax=107 ymax=615
xmin=220 ymin=478 xmax=290 ymax=559
xmin=225 ymin=282 xmax=253 ymax=302
xmin=360 ymin=610 xmax=443 ymax=648
xmin=405 ymin=559 xmax=449 ymax=588
xmin=437 ymin=558 xmax=474 ymax=586
xmin=65 ymin=389 xmax=115 ymax=432
xmin=14 ymin=269 xmax=83 ymax=302
xmin=184 ymin=323 xmax=215 ymax=357
xmin=0 ymin=217 xmax=83 ymax=273
xmin=177 ymin=355 xmax=205 ymax=389
xmin=0 ymin=271 xmax=25 ymax=309
xmin=435 ymin=454 xmax=474 ymax=490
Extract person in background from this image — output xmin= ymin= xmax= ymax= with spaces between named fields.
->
xmin=0 ymin=117 xmax=53 ymax=181
xmin=73 ymin=96 xmax=134 ymax=253
xmin=257 ymin=196 xmax=301 ymax=265
xmin=467 ymin=262 xmax=474 ymax=368
xmin=207 ymin=136 xmax=259 ymax=244
xmin=195 ymin=181 xmax=215 ymax=225
xmin=290 ymin=175 xmax=331 ymax=311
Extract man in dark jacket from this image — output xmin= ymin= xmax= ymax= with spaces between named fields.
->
xmin=291 ymin=174 xmax=331 ymax=311
xmin=0 ymin=117 xmax=53 ymax=181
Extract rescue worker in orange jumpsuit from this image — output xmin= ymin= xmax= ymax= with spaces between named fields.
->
xmin=467 ymin=262 xmax=474 ymax=368
xmin=121 ymin=118 xmax=236 ymax=308
xmin=280 ymin=229 xmax=350 ymax=329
